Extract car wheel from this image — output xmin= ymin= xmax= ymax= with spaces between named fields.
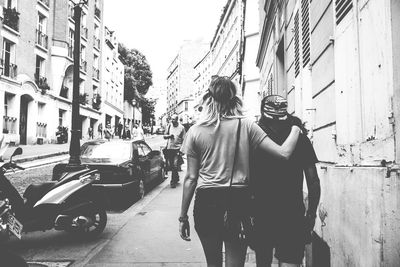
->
xmin=138 ymin=179 xmax=145 ymax=199
xmin=159 ymin=166 xmax=166 ymax=183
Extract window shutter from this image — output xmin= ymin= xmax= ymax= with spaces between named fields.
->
xmin=335 ymin=0 xmax=353 ymax=25
xmin=294 ymin=11 xmax=300 ymax=77
xmin=301 ymin=0 xmax=310 ymax=67
xmin=267 ymin=75 xmax=273 ymax=96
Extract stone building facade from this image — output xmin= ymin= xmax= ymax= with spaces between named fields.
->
xmin=166 ymin=40 xmax=208 ymax=121
xmin=0 ymin=0 xmax=104 ymax=144
xmin=101 ymin=26 xmax=124 ymax=134
xmin=256 ymin=0 xmax=400 ymax=265
xmin=210 ymin=0 xmax=244 ymax=90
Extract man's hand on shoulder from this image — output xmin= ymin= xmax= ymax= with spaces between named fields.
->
xmin=287 ymin=115 xmax=308 ymax=134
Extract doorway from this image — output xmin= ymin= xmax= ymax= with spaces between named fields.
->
xmin=19 ymin=95 xmax=32 ymax=145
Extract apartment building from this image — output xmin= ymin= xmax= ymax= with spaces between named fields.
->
xmin=166 ymin=40 xmax=208 ymax=121
xmin=193 ymin=50 xmax=211 ymax=121
xmin=0 ymin=0 xmax=104 ymax=144
xmin=256 ymin=0 xmax=400 ymax=265
xmin=210 ymin=0 xmax=244 ymax=90
xmin=101 ymin=26 xmax=124 ymax=133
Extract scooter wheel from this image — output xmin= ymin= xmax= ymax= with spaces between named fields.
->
xmin=67 ymin=206 xmax=107 ymax=239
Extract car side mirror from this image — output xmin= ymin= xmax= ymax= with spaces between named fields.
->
xmin=10 ymin=147 xmax=22 ymax=162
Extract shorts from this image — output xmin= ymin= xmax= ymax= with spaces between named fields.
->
xmin=254 ymin=215 xmax=308 ymax=264
xmin=193 ymin=187 xmax=250 ymax=238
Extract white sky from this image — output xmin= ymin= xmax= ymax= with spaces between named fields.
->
xmin=104 ymin=0 xmax=227 ymax=91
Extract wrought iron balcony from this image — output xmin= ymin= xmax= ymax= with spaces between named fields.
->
xmin=0 ymin=59 xmax=18 ymax=79
xmin=36 ymin=30 xmax=49 ymax=49
xmin=3 ymin=7 xmax=20 ymax=32
xmin=35 ymin=73 xmax=50 ymax=93
xmin=92 ymin=93 xmax=102 ymax=110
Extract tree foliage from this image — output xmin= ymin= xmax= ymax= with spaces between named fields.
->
xmin=141 ymin=98 xmax=157 ymax=125
xmin=118 ymin=43 xmax=153 ymax=101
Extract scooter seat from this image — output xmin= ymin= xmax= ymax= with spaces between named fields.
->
xmin=23 ymin=182 xmax=57 ymax=206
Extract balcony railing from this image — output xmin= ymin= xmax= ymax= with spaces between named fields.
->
xmin=35 ymin=74 xmax=50 ymax=93
xmin=93 ymin=36 xmax=100 ymax=50
xmin=38 ymin=0 xmax=50 ymax=8
xmin=3 ymin=116 xmax=17 ymax=134
xmin=0 ymin=59 xmax=18 ymax=79
xmin=81 ymin=26 xmax=88 ymax=39
xmin=36 ymin=122 xmax=47 ymax=138
xmin=68 ymin=45 xmax=73 ymax=58
xmin=80 ymin=60 xmax=87 ymax=73
xmin=3 ymin=7 xmax=20 ymax=32
xmin=92 ymin=67 xmax=100 ymax=80
xmin=92 ymin=93 xmax=101 ymax=110
xmin=36 ymin=30 xmax=48 ymax=49
xmin=79 ymin=93 xmax=89 ymax=105
xmin=94 ymin=6 xmax=101 ymax=19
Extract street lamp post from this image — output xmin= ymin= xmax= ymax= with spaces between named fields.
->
xmin=68 ymin=1 xmax=87 ymax=167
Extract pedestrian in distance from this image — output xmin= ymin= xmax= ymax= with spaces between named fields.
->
xmin=132 ymin=123 xmax=145 ymax=140
xmin=98 ymin=123 xmax=103 ymax=139
xmin=164 ymin=114 xmax=185 ymax=188
xmin=251 ymin=95 xmax=321 ymax=267
xmin=88 ymin=126 xmax=93 ymax=139
xmin=104 ymin=123 xmax=113 ymax=141
xmin=117 ymin=122 xmax=123 ymax=138
xmin=125 ymin=126 xmax=131 ymax=139
xmin=179 ymin=76 xmax=303 ymax=267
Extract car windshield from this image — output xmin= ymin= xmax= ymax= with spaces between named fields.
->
xmin=81 ymin=142 xmax=131 ymax=162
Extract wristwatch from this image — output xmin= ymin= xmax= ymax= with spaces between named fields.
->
xmin=178 ymin=215 xmax=188 ymax=222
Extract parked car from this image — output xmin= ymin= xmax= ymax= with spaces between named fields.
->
xmin=155 ymin=126 xmax=165 ymax=135
xmin=52 ymin=139 xmax=165 ymax=209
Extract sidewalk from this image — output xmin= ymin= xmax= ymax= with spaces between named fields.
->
xmin=1 ymin=135 xmax=159 ymax=164
xmin=3 ymin=143 xmax=70 ymax=163
xmin=83 ymin=180 xmax=275 ymax=266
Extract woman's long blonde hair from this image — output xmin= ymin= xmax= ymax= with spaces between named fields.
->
xmin=197 ymin=76 xmax=244 ymax=127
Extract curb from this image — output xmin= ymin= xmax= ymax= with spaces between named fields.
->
xmin=14 ymin=151 xmax=69 ymax=164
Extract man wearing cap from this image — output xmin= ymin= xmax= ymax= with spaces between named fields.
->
xmin=164 ymin=114 xmax=186 ymax=188
xmin=252 ymin=95 xmax=321 ymax=267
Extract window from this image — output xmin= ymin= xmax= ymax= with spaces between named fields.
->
xmin=37 ymin=13 xmax=46 ymax=33
xmin=185 ymin=102 xmax=188 ymax=112
xmin=4 ymin=96 xmax=8 ymax=117
xmin=138 ymin=143 xmax=151 ymax=157
xmin=68 ymin=28 xmax=74 ymax=58
xmin=59 ymin=109 xmax=65 ymax=126
xmin=2 ymin=39 xmax=16 ymax=78
xmin=35 ymin=55 xmax=45 ymax=78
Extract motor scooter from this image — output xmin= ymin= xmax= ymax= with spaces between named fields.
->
xmin=0 ymin=146 xmax=107 ymax=240
xmin=0 ymin=199 xmax=28 ymax=267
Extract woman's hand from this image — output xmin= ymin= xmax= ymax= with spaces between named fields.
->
xmin=179 ymin=220 xmax=191 ymax=241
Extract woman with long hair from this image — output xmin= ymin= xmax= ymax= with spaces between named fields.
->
xmin=179 ymin=76 xmax=302 ymax=267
